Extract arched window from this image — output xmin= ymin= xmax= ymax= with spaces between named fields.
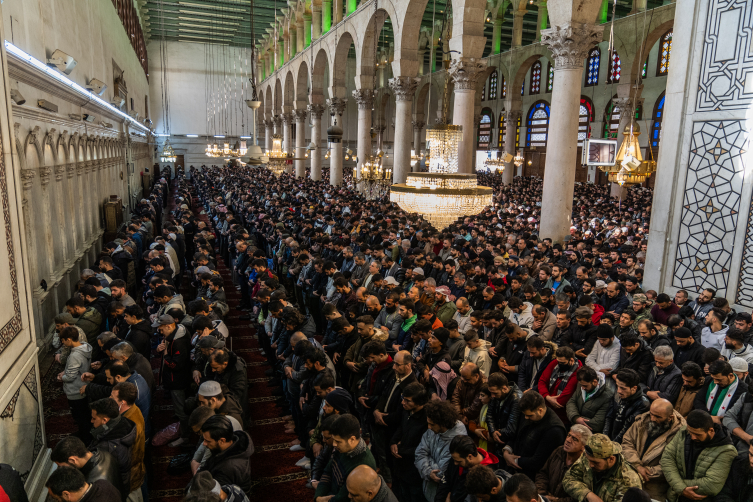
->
xmin=579 ymin=97 xmax=594 ymax=146
xmin=481 ymin=82 xmax=486 ymax=101
xmin=488 ymin=70 xmax=498 ymax=100
xmin=607 ymin=51 xmax=621 ymax=83
xmin=516 ymin=115 xmax=521 ymax=149
xmin=526 ymin=101 xmax=550 ymax=148
xmin=530 ymin=61 xmax=542 ymax=95
xmin=499 ymin=112 xmax=507 ymax=149
xmin=657 ymin=30 xmax=672 ymax=76
xmin=547 ymin=62 xmax=554 ymax=92
xmin=641 ymin=58 xmax=648 ymax=78
xmin=477 ymin=109 xmax=493 ymax=149
xmin=521 ymin=82 xmax=525 ymax=96
xmin=650 ymin=92 xmax=665 ymax=159
xmin=585 ymin=47 xmax=600 ymax=86
xmin=603 ymin=98 xmax=642 ymax=138
xmin=501 ymin=75 xmax=507 ymax=98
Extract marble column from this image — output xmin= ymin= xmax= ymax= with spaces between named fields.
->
xmin=322 ymin=1 xmax=332 ymax=33
xmin=389 ymin=76 xmax=419 ymax=184
xmin=512 ymin=10 xmax=527 ymax=48
xmin=308 ymin=104 xmax=325 ymax=180
xmin=333 ymin=0 xmax=343 ymax=24
xmin=304 ymin=14 xmax=312 ymax=46
xmin=632 ymin=0 xmax=647 ymax=12
xmin=449 ymin=58 xmax=486 ymax=174
xmin=282 ymin=113 xmax=294 ymax=174
xmin=273 ymin=115 xmax=282 ymax=136
xmin=492 ymin=18 xmax=504 ymax=54
xmin=297 ymin=21 xmax=305 ymax=53
xmin=294 ymin=109 xmax=308 ymax=178
xmin=352 ymin=89 xmax=374 ymax=185
xmin=327 ymin=98 xmax=347 ymax=186
xmin=312 ymin=7 xmax=322 ymax=39
xmin=539 ymin=23 xmax=603 ymax=242
xmin=412 ymin=120 xmax=425 ymax=170
xmin=503 ymin=110 xmax=521 ymax=184
xmin=265 ymin=119 xmax=274 ymax=151
xmin=283 ymin=34 xmax=289 ymax=64
xmin=536 ymin=2 xmax=548 ymax=41
xmin=417 ymin=50 xmax=427 ymax=75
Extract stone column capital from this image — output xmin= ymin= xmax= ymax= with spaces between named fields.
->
xmin=293 ymin=109 xmax=308 ymax=122
xmin=264 ymin=118 xmax=274 ymax=128
xmin=326 ymin=97 xmax=347 ymax=116
xmin=308 ymin=103 xmax=326 ymax=119
xmin=374 ymin=125 xmax=387 ymax=134
xmin=66 ymin=164 xmax=75 ymax=179
xmin=281 ymin=112 xmax=294 ymax=125
xmin=389 ymin=77 xmax=419 ymax=101
xmin=505 ymin=110 xmax=522 ymax=124
xmin=272 ymin=115 xmax=283 ymax=128
xmin=612 ymin=96 xmax=634 ymax=110
xmin=352 ymin=89 xmax=374 ymax=109
xmin=541 ymin=22 xmax=604 ymax=69
xmin=514 ymin=9 xmax=528 ymax=18
xmin=448 ymin=58 xmax=487 ymax=90
xmin=55 ymin=165 xmax=65 ymax=181
xmin=412 ymin=120 xmax=425 ymax=130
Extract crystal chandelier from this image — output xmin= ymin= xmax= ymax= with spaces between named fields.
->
xmin=266 ymin=133 xmax=287 ymax=176
xmin=205 ymin=142 xmax=220 ymax=157
xmin=599 ymin=122 xmax=656 ymax=186
xmin=160 ymin=139 xmax=177 ymax=162
xmin=390 ymin=98 xmax=493 ymax=229
xmin=354 ymin=154 xmax=392 ymax=199
xmin=484 ymin=151 xmax=506 ymax=173
xmin=513 ymin=151 xmax=524 ymax=168
xmin=410 ymin=149 xmax=421 ymax=168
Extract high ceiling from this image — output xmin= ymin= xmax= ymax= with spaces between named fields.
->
xmin=143 ymin=0 xmax=277 ymax=47
xmin=142 ymin=0 xmax=666 ymax=57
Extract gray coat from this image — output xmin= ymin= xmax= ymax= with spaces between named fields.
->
xmin=723 ymin=391 xmax=753 ymax=454
xmin=62 ymin=343 xmax=92 ymax=400
xmin=566 ymin=378 xmax=615 ymax=433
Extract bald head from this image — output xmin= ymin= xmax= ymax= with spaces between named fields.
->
xmin=346 ymin=465 xmax=381 ymax=502
xmin=651 ymin=398 xmax=674 ymax=419
xmin=460 ymin=362 xmax=480 ymax=383
xmin=291 ymin=331 xmax=307 ymax=345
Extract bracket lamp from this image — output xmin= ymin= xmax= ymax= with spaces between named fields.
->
xmin=10 ymin=89 xmax=25 ymax=105
xmin=86 ymin=78 xmax=107 ymax=96
xmin=46 ymin=49 xmax=77 ymax=75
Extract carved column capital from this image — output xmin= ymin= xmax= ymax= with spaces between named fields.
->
xmin=541 ymin=22 xmax=604 ymax=69
xmin=352 ymin=89 xmax=374 ymax=110
xmin=281 ymin=112 xmax=294 ymax=126
xmin=54 ymin=165 xmax=65 ymax=181
xmin=448 ymin=58 xmax=487 ymax=91
xmin=40 ymin=166 xmax=52 ymax=186
xmin=612 ymin=97 xmax=633 ymax=111
xmin=293 ymin=108 xmax=308 ymax=122
xmin=307 ymin=103 xmax=326 ymax=119
xmin=272 ymin=115 xmax=283 ymax=128
xmin=21 ymin=169 xmax=35 ymax=190
xmin=388 ymin=77 xmax=419 ymax=101
xmin=66 ymin=164 xmax=75 ymax=178
xmin=412 ymin=120 xmax=425 ymax=131
xmin=264 ymin=118 xmax=275 ymax=128
xmin=326 ymin=97 xmax=348 ymax=116
xmin=505 ymin=110 xmax=522 ymax=126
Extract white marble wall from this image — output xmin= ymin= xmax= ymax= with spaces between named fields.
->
xmin=644 ymin=0 xmax=753 ymax=310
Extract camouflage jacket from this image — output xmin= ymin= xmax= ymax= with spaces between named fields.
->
xmin=562 ymin=454 xmax=642 ymax=502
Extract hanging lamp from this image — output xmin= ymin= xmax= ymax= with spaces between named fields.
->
xmin=599 ymin=122 xmax=656 ymax=186
xmin=266 ymin=133 xmax=287 ymax=176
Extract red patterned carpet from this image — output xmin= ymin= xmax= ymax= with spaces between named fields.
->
xmin=42 ymin=182 xmax=309 ymax=501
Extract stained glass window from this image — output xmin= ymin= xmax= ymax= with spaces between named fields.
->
xmin=489 ymin=70 xmax=498 ymax=100
xmin=516 ymin=115 xmax=521 ymax=149
xmin=547 ymin=62 xmax=554 ymax=92
xmin=481 ymin=82 xmax=486 ymax=101
xmin=657 ymin=30 xmax=672 ymax=76
xmin=585 ymin=47 xmax=600 ymax=86
xmin=650 ymin=92 xmax=665 ymax=159
xmin=578 ymin=97 xmax=594 ymax=147
xmin=478 ymin=110 xmax=493 ymax=149
xmin=521 ymin=82 xmax=524 ymax=96
xmin=526 ymin=101 xmax=550 ymax=148
xmin=501 ymin=75 xmax=507 ymax=98
xmin=607 ymin=51 xmax=621 ymax=83
xmin=642 ymin=59 xmax=648 ymax=78
xmin=604 ymin=99 xmax=621 ymax=139
xmin=499 ymin=112 xmax=507 ymax=149
xmin=530 ymin=61 xmax=542 ymax=95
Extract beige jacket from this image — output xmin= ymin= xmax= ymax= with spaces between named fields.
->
xmin=621 ymin=409 xmax=686 ymax=501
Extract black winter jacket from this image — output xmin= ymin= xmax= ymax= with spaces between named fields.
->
xmin=644 ymin=362 xmax=683 ymax=404
xmin=486 ymin=383 xmax=522 ymax=445
xmin=198 ymin=430 xmax=255 ymax=495
xmin=614 ymin=339 xmax=654 ymax=384
xmin=603 ymin=388 xmax=650 ymax=443
xmin=508 ymin=408 xmax=567 ymax=479
xmin=205 ymin=351 xmax=248 ymax=418
xmin=390 ymin=407 xmax=428 ymax=483
xmin=125 ymin=319 xmax=153 ymax=360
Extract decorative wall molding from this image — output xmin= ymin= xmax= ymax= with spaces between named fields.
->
xmin=696 ymin=0 xmax=753 ymax=111
xmin=673 ymin=120 xmax=750 ymax=295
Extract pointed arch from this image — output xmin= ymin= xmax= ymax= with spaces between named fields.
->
xmin=498 ymin=109 xmax=506 ymax=149
xmin=488 ymin=70 xmax=498 ymax=100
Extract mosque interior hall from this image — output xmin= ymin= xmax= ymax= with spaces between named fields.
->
xmin=0 ymin=0 xmax=751 ymax=500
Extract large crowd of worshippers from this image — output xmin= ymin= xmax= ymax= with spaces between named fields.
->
xmin=33 ymin=161 xmax=753 ymax=502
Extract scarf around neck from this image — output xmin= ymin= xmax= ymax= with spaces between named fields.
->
xmin=549 ymin=361 xmax=578 ymax=393
xmin=706 ymin=377 xmax=739 ymax=416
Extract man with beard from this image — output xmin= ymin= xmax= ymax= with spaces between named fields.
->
xmin=562 ymin=433 xmax=643 ymax=502
xmin=671 ymin=328 xmax=705 ymax=369
xmin=373 ymin=293 xmax=401 ymax=348
xmin=693 ymin=360 xmax=746 ymax=423
xmin=688 ymin=288 xmax=716 ymax=323
xmin=714 ymin=441 xmax=753 ymax=501
xmin=660 ymin=409 xmax=736 ymax=502
xmin=536 ymin=425 xmax=592 ymax=502
xmin=721 ymin=327 xmax=753 ymax=366
xmin=436 ymin=435 xmax=499 ymax=502
xmin=603 ymin=369 xmax=650 ymax=443
xmin=676 ymin=362 xmax=705 ymax=418
xmin=621 ymin=399 xmax=685 ymax=501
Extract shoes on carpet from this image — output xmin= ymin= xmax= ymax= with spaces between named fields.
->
xmin=290 ymin=444 xmax=305 ymax=452
xmin=289 ymin=439 xmax=301 ymax=446
xmin=296 ymin=457 xmax=311 ymax=468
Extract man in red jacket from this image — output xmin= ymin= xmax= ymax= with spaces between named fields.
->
xmin=538 ymin=346 xmax=582 ymax=426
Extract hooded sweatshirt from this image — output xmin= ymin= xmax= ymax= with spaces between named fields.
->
xmin=415 ymin=420 xmax=467 ymax=502
xmin=509 ymin=302 xmax=534 ymax=329
xmin=464 ymin=342 xmax=492 ymax=378
xmin=62 ymin=343 xmax=93 ymax=400
xmin=586 ymin=337 xmax=622 ymax=373
xmin=701 ymin=324 xmax=730 ymax=352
